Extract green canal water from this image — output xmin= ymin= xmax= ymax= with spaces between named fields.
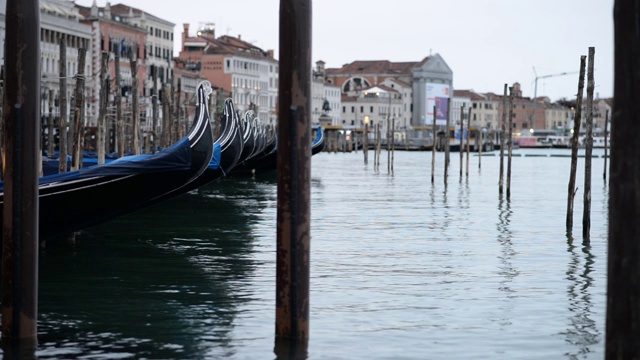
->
xmin=7 ymin=148 xmax=610 ymax=359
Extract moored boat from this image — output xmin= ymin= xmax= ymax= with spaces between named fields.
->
xmin=0 ymin=81 xmax=216 ymax=241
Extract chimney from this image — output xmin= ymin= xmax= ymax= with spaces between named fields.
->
xmin=267 ymin=49 xmax=274 ymax=59
xmin=238 ymin=34 xmax=241 ymax=40
xmin=104 ymin=2 xmax=111 ymax=19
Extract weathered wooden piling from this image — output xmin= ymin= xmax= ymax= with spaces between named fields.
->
xmin=466 ymin=107 xmax=471 ymax=177
xmin=131 ymin=58 xmax=140 ymax=155
xmin=499 ymin=84 xmax=507 ymax=194
xmin=582 ymin=47 xmax=595 ymax=239
xmin=97 ymin=51 xmax=108 ymax=164
xmin=115 ymin=49 xmax=124 ymax=157
xmin=151 ymin=66 xmax=159 ymax=153
xmin=459 ymin=104 xmax=464 ymax=177
xmin=391 ymin=118 xmax=395 ymax=173
xmin=603 ymin=109 xmax=609 ymax=181
xmin=606 ymin=1 xmax=640 ymax=356
xmin=58 ymin=37 xmax=68 ymax=173
xmin=444 ymin=98 xmax=451 ymax=185
xmin=276 ymin=0 xmax=311 ymax=343
xmin=2 ymin=0 xmax=40 ymax=347
xmin=363 ymin=118 xmax=369 ymax=164
xmin=566 ymin=56 xmax=586 ymax=232
xmin=161 ymin=84 xmax=170 ymax=150
xmin=47 ymin=89 xmax=54 ymax=157
xmin=70 ymin=48 xmax=86 ymax=171
xmin=507 ymin=86 xmax=514 ymax=199
xmin=431 ymin=105 xmax=436 ymax=184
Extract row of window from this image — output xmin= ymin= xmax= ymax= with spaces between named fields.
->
xmin=148 ymin=26 xmax=173 ymax=41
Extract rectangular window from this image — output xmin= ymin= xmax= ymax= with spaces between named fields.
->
xmin=370 ymin=106 xmax=373 ymax=113
xmin=342 ymin=106 xmax=346 ymax=113
xmin=351 ymin=106 xmax=355 ymax=113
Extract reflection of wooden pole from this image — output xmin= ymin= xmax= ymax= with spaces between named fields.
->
xmin=431 ymin=105 xmax=436 ymax=183
xmin=566 ymin=56 xmax=586 ymax=231
xmin=607 ymin=1 xmax=640 ymax=355
xmin=58 ymin=37 xmax=68 ymax=173
xmin=603 ymin=109 xmax=609 ymax=181
xmin=275 ymin=0 xmax=311 ymax=343
xmin=2 ymin=0 xmax=40 ymax=346
xmin=582 ymin=47 xmax=595 ymax=239
xmin=499 ymin=84 xmax=507 ymax=194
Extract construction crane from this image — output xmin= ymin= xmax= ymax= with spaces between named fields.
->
xmin=531 ymin=67 xmax=580 ymax=129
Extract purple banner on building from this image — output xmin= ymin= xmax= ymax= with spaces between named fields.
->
xmin=426 ymin=83 xmax=450 ymax=126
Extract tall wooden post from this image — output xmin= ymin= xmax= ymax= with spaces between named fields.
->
xmin=97 ymin=52 xmax=108 ymax=164
xmin=151 ymin=66 xmax=158 ymax=153
xmin=115 ymin=49 xmax=123 ymax=157
xmin=276 ymin=0 xmax=311 ymax=345
xmin=459 ymin=104 xmax=464 ymax=177
xmin=507 ymin=86 xmax=514 ymax=200
xmin=70 ymin=48 xmax=86 ymax=171
xmin=131 ymin=58 xmax=140 ymax=155
xmin=363 ymin=120 xmax=368 ymax=165
xmin=444 ymin=98 xmax=451 ymax=185
xmin=603 ymin=109 xmax=609 ymax=181
xmin=2 ymin=0 xmax=40 ymax=347
xmin=582 ymin=47 xmax=595 ymax=239
xmin=566 ymin=56 xmax=587 ymax=231
xmin=466 ymin=107 xmax=471 ymax=176
xmin=431 ymin=105 xmax=436 ymax=184
xmin=47 ymin=89 xmax=54 ymax=157
xmin=606 ymin=1 xmax=640 ymax=356
xmin=58 ymin=37 xmax=68 ymax=174
xmin=499 ymin=84 xmax=507 ymax=194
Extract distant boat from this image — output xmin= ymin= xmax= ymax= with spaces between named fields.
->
xmin=0 ymin=81 xmax=216 ymax=241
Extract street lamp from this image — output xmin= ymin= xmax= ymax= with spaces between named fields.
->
xmin=363 ymin=115 xmax=370 ymax=165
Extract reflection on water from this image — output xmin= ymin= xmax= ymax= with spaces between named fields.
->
xmin=35 ymin=177 xmax=276 ymax=359
xmin=562 ymin=235 xmax=599 ymax=359
xmin=496 ymin=196 xmax=518 ymax=327
xmin=0 ymin=151 xmax=609 ymax=359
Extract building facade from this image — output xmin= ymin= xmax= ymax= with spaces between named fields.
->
xmin=177 ymin=23 xmax=278 ymax=125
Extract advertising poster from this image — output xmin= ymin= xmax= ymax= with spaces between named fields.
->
xmin=426 ymin=83 xmax=450 ymax=126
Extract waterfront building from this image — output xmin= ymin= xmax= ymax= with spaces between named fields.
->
xmin=324 ymin=54 xmax=452 ymax=142
xmin=76 ymin=1 xmax=147 ymax=138
xmin=0 ymin=0 xmax=93 ymax=127
xmin=177 ymin=23 xmax=278 ymax=125
xmin=107 ymin=3 xmax=175 ymax=99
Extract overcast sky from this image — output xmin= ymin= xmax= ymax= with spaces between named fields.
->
xmin=76 ymin=0 xmax=614 ymax=102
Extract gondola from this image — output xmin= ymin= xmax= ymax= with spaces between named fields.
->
xmin=0 ymin=81 xmax=216 ymax=241
xmin=228 ymin=125 xmax=325 ymax=177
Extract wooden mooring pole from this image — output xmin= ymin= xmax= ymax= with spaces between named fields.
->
xmin=459 ymin=104 xmax=464 ymax=177
xmin=499 ymin=84 xmax=507 ymax=195
xmin=431 ymin=105 xmax=436 ymax=184
xmin=582 ymin=47 xmax=595 ymax=239
xmin=506 ymin=86 xmax=514 ymax=200
xmin=275 ymin=0 xmax=311 ymax=350
xmin=70 ymin=48 xmax=86 ymax=171
xmin=603 ymin=109 xmax=609 ymax=182
xmin=566 ymin=55 xmax=586 ymax=232
xmin=58 ymin=36 xmax=68 ymax=173
xmin=2 ymin=0 xmax=40 ymax=350
xmin=606 ymin=1 xmax=640 ymax=356
xmin=97 ymin=51 xmax=108 ymax=164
